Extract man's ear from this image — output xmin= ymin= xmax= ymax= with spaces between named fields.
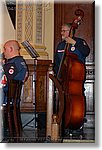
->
xmin=10 ymin=47 xmax=13 ymax=52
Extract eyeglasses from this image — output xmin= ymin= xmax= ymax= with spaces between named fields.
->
xmin=61 ymin=30 xmax=69 ymax=33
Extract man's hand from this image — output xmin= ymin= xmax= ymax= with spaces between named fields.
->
xmin=65 ymin=37 xmax=76 ymax=45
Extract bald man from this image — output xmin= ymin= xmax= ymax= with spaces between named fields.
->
xmin=2 ymin=40 xmax=29 ymax=104
xmin=3 ymin=40 xmax=20 ymax=59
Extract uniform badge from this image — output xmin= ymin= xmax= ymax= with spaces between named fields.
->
xmin=9 ymin=68 xmax=14 ymax=74
xmin=57 ymin=49 xmax=65 ymax=53
xmin=3 ymin=63 xmax=17 ymax=79
xmin=71 ymin=46 xmax=75 ymax=51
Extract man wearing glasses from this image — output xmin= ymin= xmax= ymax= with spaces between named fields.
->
xmin=54 ymin=23 xmax=90 ymax=75
xmin=53 ymin=23 xmax=90 ymax=136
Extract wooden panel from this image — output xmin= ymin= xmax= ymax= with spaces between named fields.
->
xmin=20 ymin=59 xmax=52 ymax=112
xmin=20 ymin=73 xmax=34 ymax=112
xmin=85 ymin=64 xmax=95 ymax=113
xmin=54 ymin=2 xmax=95 ymax=63
xmin=36 ymin=61 xmax=48 ymax=112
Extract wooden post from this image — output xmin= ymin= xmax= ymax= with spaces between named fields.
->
xmin=46 ymin=64 xmax=54 ymax=137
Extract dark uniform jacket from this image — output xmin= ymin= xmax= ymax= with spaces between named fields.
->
xmin=54 ymin=37 xmax=90 ymax=75
xmin=3 ymin=56 xmax=29 ymax=104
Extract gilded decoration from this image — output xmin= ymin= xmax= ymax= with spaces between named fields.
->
xmin=16 ymin=2 xmax=23 ymax=41
xmin=16 ymin=0 xmax=49 ymax=59
xmin=36 ymin=2 xmax=42 ymax=44
xmin=25 ymin=2 xmax=33 ymax=42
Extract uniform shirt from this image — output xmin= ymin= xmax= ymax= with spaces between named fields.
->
xmin=54 ymin=37 xmax=90 ymax=75
xmin=3 ymin=56 xmax=29 ymax=104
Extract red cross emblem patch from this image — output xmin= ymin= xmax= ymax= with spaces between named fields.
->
xmin=9 ymin=68 xmax=14 ymax=74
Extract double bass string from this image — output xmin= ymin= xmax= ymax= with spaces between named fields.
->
xmin=57 ymin=42 xmax=68 ymax=80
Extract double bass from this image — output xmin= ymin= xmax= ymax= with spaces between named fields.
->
xmin=58 ymin=9 xmax=85 ymax=130
xmin=53 ymin=9 xmax=86 ymax=130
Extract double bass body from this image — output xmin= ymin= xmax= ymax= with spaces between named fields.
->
xmin=61 ymin=53 xmax=86 ymax=130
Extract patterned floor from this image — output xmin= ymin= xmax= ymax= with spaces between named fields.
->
xmin=1 ymin=112 xmax=95 ymax=143
xmin=1 ymin=127 xmax=95 ymax=143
